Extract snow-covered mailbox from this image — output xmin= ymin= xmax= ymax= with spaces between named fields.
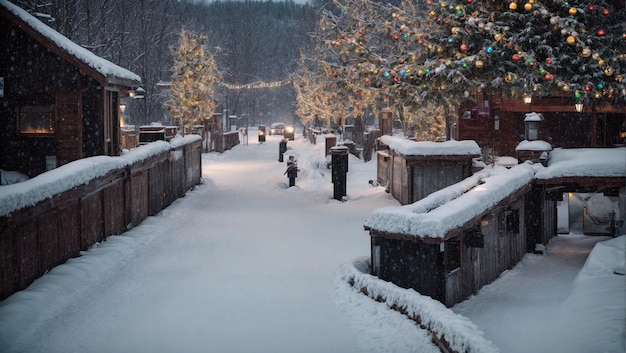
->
xmin=365 ymin=164 xmax=534 ymax=307
xmin=376 ymin=136 xmax=481 ymax=205
xmin=0 ymin=2 xmax=141 ymax=177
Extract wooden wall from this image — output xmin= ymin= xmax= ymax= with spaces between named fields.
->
xmin=445 ymin=201 xmax=526 ymax=306
xmin=371 ymin=236 xmax=445 ymax=301
xmin=379 ymin=152 xmax=476 ymax=206
xmin=0 ymin=140 xmax=202 ymax=300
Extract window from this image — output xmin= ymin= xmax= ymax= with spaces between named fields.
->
xmin=507 ymin=209 xmax=520 ymax=234
xmin=18 ymin=105 xmax=55 ymax=135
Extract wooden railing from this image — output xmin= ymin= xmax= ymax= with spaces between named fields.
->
xmin=0 ymin=137 xmax=202 ymax=300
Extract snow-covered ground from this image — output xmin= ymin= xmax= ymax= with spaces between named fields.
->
xmin=0 ymin=130 xmax=623 ymax=353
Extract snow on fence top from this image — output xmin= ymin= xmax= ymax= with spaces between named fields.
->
xmin=1 ymin=0 xmax=141 ymax=83
xmin=380 ymin=135 xmax=481 ymax=156
xmin=534 ymin=147 xmax=626 ymax=179
xmin=364 ymin=163 xmax=535 ymax=239
xmin=0 ymin=136 xmax=201 ymax=218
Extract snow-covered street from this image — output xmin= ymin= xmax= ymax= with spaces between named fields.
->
xmin=0 ymin=132 xmax=623 ymax=353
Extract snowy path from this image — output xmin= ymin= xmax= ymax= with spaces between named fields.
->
xmin=453 ymin=234 xmax=624 ymax=353
xmin=0 ymin=135 xmax=437 ymax=353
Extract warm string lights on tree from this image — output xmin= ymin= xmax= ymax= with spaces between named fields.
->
xmin=164 ymin=29 xmax=221 ymax=132
xmin=300 ymin=0 xmax=624 ymax=135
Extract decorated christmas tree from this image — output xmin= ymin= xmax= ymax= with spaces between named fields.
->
xmin=304 ymin=0 xmax=624 ymax=139
xmin=165 ymin=29 xmax=221 ymax=133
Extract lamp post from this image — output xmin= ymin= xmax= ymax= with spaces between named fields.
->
xmin=575 ymin=102 xmax=583 ymax=113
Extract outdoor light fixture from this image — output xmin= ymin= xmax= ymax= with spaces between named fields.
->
xmin=132 ymin=86 xmax=145 ymax=99
xmin=575 ymin=102 xmax=583 ymax=113
xmin=523 ymin=94 xmax=532 ymax=104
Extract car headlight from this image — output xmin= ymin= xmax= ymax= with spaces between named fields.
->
xmin=286 ymin=126 xmax=294 ymax=133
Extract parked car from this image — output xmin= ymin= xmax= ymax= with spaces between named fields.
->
xmin=269 ymin=122 xmax=285 ymax=135
xmin=284 ymin=125 xmax=295 ymax=140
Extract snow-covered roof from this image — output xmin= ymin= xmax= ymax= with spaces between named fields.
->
xmin=534 ymin=147 xmax=626 ymax=179
xmin=1 ymin=0 xmax=141 ymax=85
xmin=380 ymin=136 xmax=481 ymax=157
xmin=524 ymin=112 xmax=544 ymax=122
xmin=515 ymin=140 xmax=552 ymax=151
xmin=364 ymin=163 xmax=535 ymax=240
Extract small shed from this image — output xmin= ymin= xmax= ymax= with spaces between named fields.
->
xmin=376 ymin=136 xmax=481 ymax=205
xmin=365 ymin=163 xmax=534 ymax=307
xmin=0 ymin=1 xmax=141 ymax=177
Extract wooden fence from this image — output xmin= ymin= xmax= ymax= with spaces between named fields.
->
xmin=0 ymin=139 xmax=202 ymax=300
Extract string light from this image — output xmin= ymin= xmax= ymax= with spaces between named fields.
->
xmin=222 ymin=78 xmax=293 ymax=90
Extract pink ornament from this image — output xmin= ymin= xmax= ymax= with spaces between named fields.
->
xmin=460 ymin=43 xmax=468 ymax=52
xmin=597 ymin=29 xmax=605 ymax=36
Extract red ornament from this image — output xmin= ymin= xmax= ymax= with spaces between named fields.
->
xmin=394 ymin=76 xmax=400 ymax=83
xmin=588 ymin=4 xmax=595 ymax=11
xmin=544 ymin=73 xmax=553 ymax=81
xmin=597 ymin=29 xmax=605 ymax=36
xmin=417 ymin=38 xmax=425 ymax=45
xmin=545 ymin=58 xmax=552 ymax=64
xmin=512 ymin=54 xmax=520 ymax=61
xmin=467 ymin=0 xmax=473 ymax=3
xmin=393 ymin=34 xmax=400 ymax=41
xmin=602 ymin=8 xmax=609 ymax=16
xmin=399 ymin=58 xmax=405 ymax=64
xmin=460 ymin=44 xmax=468 ymax=52
xmin=333 ymin=71 xmax=338 ymax=78
xmin=585 ymin=84 xmax=591 ymax=91
xmin=365 ymin=78 xmax=371 ymax=84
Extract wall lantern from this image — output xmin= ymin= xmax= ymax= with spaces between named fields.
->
xmin=522 ymin=93 xmax=532 ymax=105
xmin=131 ymin=86 xmax=145 ymax=99
xmin=575 ymin=102 xmax=583 ymax=113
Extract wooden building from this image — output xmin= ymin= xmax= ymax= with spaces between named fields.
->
xmin=454 ymin=93 xmax=626 ymax=157
xmin=0 ymin=1 xmax=141 ymax=178
xmin=366 ymin=164 xmax=533 ymax=307
xmin=376 ymin=136 xmax=481 ymax=205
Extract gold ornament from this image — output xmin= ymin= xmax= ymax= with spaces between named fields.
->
xmin=494 ymin=33 xmax=502 ymax=41
xmin=475 ymin=60 xmax=484 ymax=68
xmin=566 ymin=36 xmax=575 ymax=45
xmin=604 ymin=67 xmax=614 ymax=76
xmin=509 ymin=2 xmax=517 ymax=10
xmin=524 ymin=3 xmax=532 ymax=11
xmin=582 ymin=48 xmax=591 ymax=57
xmin=568 ymin=7 xmax=577 ymax=15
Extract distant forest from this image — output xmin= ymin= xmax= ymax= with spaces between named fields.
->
xmin=14 ymin=0 xmax=322 ymax=125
